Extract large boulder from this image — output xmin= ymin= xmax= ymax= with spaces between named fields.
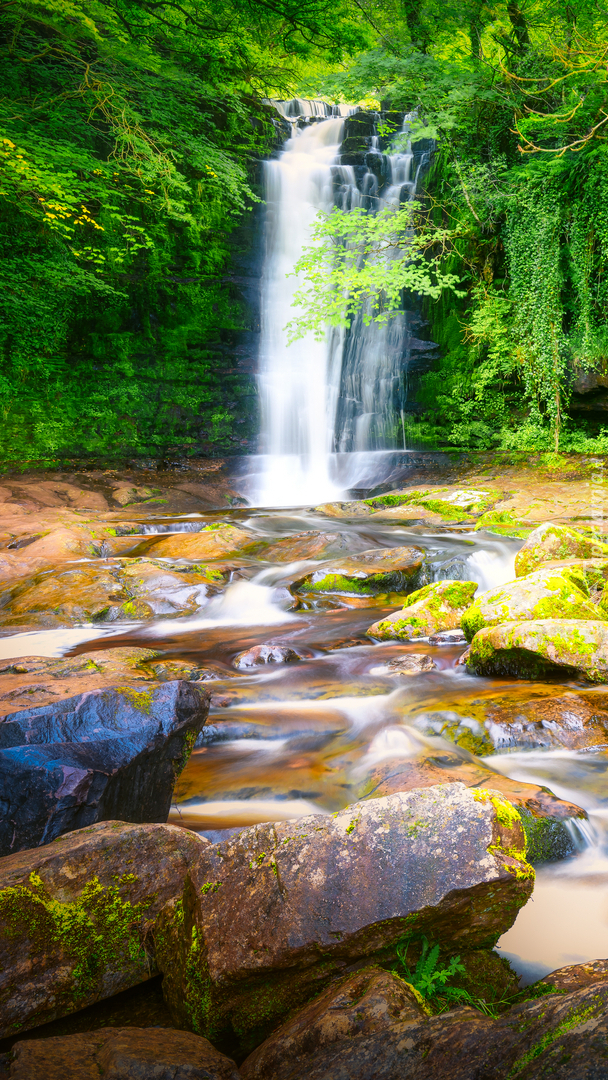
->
xmin=0 ymin=822 xmax=205 ymax=1038
xmin=466 ymin=619 xmax=608 ymax=682
xmin=0 ymin=559 xmax=224 ymax=628
xmin=8 ymin=1028 xmax=240 ymax=1079
xmin=131 ymin=524 xmax=253 ymax=561
xmin=515 ymin=521 xmax=608 ymax=577
xmin=0 ymin=680 xmax=209 ymax=854
xmin=367 ymin=580 xmax=478 ymax=641
xmin=236 ymin=968 xmax=608 ymax=1080
xmin=460 ymin=567 xmax=603 ymax=642
xmin=290 ymin=546 xmax=424 ymax=597
xmin=156 ymin=783 xmax=533 ymax=1057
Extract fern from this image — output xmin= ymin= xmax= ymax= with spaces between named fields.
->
xmin=392 ymin=934 xmax=468 ymax=1003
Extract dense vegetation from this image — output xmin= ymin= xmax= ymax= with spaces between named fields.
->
xmin=3 ymin=0 xmax=608 ymax=460
xmin=0 ymin=0 xmax=369 ymax=463
xmin=296 ymin=0 xmax=608 ymax=453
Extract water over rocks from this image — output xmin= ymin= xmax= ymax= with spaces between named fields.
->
xmin=0 ymin=680 xmax=209 ymax=854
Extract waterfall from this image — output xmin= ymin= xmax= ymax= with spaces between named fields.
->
xmin=256 ymin=114 xmax=346 ymax=507
xmin=254 ymin=106 xmax=434 ymax=507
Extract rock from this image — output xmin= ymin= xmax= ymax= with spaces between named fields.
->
xmin=240 ymin=967 xmax=426 ymax=1080
xmin=359 ymin=749 xmax=585 ymax=824
xmin=131 ymin=524 xmax=253 ymax=561
xmin=365 ymin=487 xmax=500 ymax=523
xmin=233 ymin=975 xmax=608 ymax=1080
xmin=369 ymin=653 xmax=437 ymax=675
xmin=428 ymin=629 xmax=467 ymax=644
xmin=233 ymin=644 xmax=300 ymax=669
xmin=252 ymin=531 xmax=349 ymax=562
xmin=8 ymin=1027 xmax=240 ymax=1079
xmin=466 ymin=619 xmax=608 ymax=682
xmin=0 ymin=821 xmax=205 ymax=1038
xmin=0 ymin=559 xmax=224 ymax=628
xmin=290 ymin=546 xmax=424 ymax=597
xmin=541 ymin=958 xmax=608 ymax=992
xmin=366 ymin=580 xmax=478 ymax=641
xmin=460 ymin=567 xmax=604 ymax=642
xmin=515 ymin=521 xmax=608 ymax=577
xmin=0 ymin=680 xmax=209 ymax=854
xmin=157 ymin=783 xmax=533 ymax=1056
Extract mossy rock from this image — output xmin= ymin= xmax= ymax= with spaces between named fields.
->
xmin=365 ymin=487 xmax=501 ymax=523
xmin=517 ymin=807 xmax=577 ymax=864
xmin=367 ymin=580 xmax=478 ymax=641
xmin=515 ymin=522 xmax=608 ymax=578
xmin=290 ymin=546 xmax=424 ymax=597
xmin=475 ymin=510 xmax=534 ymax=539
xmin=460 ymin=568 xmax=605 ymax=643
xmin=467 ymin=619 xmax=608 ymax=683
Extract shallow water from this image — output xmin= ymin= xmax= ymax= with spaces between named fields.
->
xmin=2 ymin=504 xmax=606 ymax=984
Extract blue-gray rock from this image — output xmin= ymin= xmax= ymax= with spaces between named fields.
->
xmin=0 ymin=680 xmax=208 ymax=855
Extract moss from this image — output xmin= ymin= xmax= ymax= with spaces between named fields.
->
xmin=178 ymin=729 xmax=197 ymax=775
xmin=516 ymin=808 xmax=576 ymax=864
xmin=0 ymin=872 xmax=153 ymax=1024
xmin=306 ymin=573 xmax=373 ymax=595
xmin=200 ymin=882 xmax=222 ymax=896
xmin=475 ymin=511 xmax=533 ymax=539
xmin=507 ymin=998 xmax=603 ymax=1076
xmin=115 ymin=687 xmax=154 ymax=713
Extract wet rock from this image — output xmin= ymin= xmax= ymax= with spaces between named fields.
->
xmin=233 ymin=644 xmax=301 ymax=669
xmin=291 ymin=546 xmax=424 ymax=596
xmin=234 ymin=976 xmax=608 ymax=1080
xmin=131 ymin=523 xmax=253 ymax=560
xmin=8 ymin=1027 xmax=239 ymax=1079
xmin=240 ymin=967 xmax=426 ymax=1080
xmin=0 ymin=680 xmax=209 ymax=854
xmin=369 ymin=653 xmax=437 ymax=675
xmin=360 ymin=750 xmax=585 ymax=823
xmin=428 ymin=629 xmax=467 ymax=645
xmin=466 ymin=618 xmax=608 ymax=682
xmin=460 ymin=567 xmax=604 ymax=641
xmin=365 ymin=487 xmax=500 ymax=524
xmin=515 ymin=521 xmax=608 ymax=577
xmin=251 ymin=531 xmax=349 ymax=562
xmin=0 ymin=559 xmax=224 ymax=628
xmin=366 ymin=580 xmax=478 ymax=640
xmin=109 ymin=483 xmax=160 ymax=507
xmin=0 ymin=821 xmax=205 ymax=1038
xmin=157 ymin=783 xmax=533 ymax=1056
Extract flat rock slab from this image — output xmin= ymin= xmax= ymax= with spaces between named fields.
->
xmin=367 ymin=580 xmax=478 ymax=640
xmin=157 ymin=783 xmax=533 ymax=1057
xmin=7 ymin=1027 xmax=240 ymax=1079
xmin=0 ymin=822 xmax=205 ymax=1038
xmin=290 ymin=546 xmax=424 ymax=596
xmin=0 ymin=679 xmax=209 ymax=854
xmin=466 ymin=619 xmax=608 ymax=682
xmin=131 ymin=524 xmax=253 ymax=561
xmin=251 ymin=531 xmax=349 ymax=562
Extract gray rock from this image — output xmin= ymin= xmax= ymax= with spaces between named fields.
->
xmin=233 ymin=644 xmax=300 ymax=669
xmin=157 ymin=783 xmax=533 ymax=1058
xmin=370 ymin=654 xmax=437 ymax=675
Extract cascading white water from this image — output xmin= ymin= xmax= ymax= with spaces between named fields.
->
xmin=254 ymin=107 xmax=434 ymax=507
xmin=256 ymin=116 xmax=346 ymax=507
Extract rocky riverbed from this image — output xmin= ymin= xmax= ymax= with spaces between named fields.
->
xmin=1 ymin=453 xmax=608 ymax=1077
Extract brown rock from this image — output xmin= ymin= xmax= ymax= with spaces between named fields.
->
xmin=240 ymin=967 xmax=426 ymax=1080
xmin=254 ymin=531 xmax=349 ymax=562
xmin=0 ymin=822 xmax=206 ymax=1038
xmin=156 ymin=784 xmax=533 ymax=1057
xmin=0 ymin=559 xmax=224 ymax=628
xmin=541 ymin=958 xmax=608 ymax=992
xmin=9 ymin=1027 xmax=240 ymax=1079
xmin=291 ymin=546 xmax=424 ymax=596
xmin=233 ymin=644 xmax=300 ymax=669
xmin=131 ymin=524 xmax=252 ymax=560
xmin=369 ymin=653 xmax=437 ymax=675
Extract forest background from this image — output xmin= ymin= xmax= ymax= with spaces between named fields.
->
xmin=2 ymin=0 xmax=608 ymax=463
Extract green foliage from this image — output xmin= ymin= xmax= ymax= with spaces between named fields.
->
xmin=391 ymin=934 xmax=471 ymax=1007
